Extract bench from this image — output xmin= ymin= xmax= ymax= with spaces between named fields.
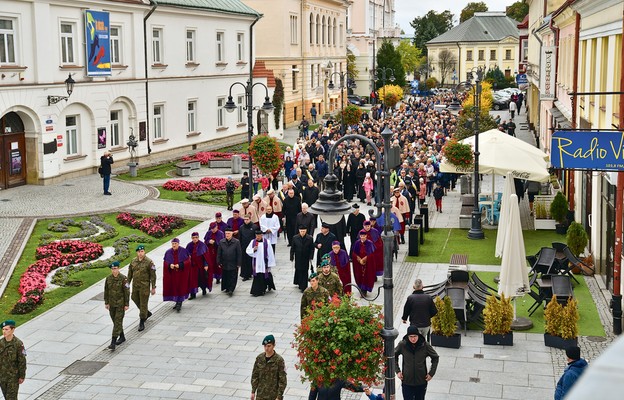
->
xmin=175 ymin=160 xmax=201 ymax=176
xmin=449 ymin=254 xmax=468 ymax=271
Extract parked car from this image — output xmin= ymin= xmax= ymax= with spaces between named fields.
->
xmin=499 ymin=87 xmax=521 ymax=96
xmin=492 ymin=93 xmax=511 ymax=110
xmin=347 ymin=95 xmax=365 ymax=106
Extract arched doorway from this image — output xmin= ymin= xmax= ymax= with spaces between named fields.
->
xmin=0 ymin=112 xmax=27 ymax=189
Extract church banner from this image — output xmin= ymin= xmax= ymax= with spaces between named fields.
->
xmin=85 ymin=10 xmax=111 ymax=76
xmin=551 ymin=131 xmax=624 ymax=171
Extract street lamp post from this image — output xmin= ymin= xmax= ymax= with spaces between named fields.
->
xmin=224 ymin=80 xmax=274 ymax=198
xmin=310 ymin=126 xmax=398 ymax=399
xmin=371 ymin=67 xmax=395 ymax=112
xmin=47 ymin=74 xmax=76 ymax=105
xmin=465 ymin=67 xmax=485 ymax=240
xmin=328 ymin=71 xmax=356 ymax=136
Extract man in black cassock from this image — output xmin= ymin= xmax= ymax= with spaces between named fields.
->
xmin=282 ymin=188 xmax=302 ymax=246
xmin=314 ymin=222 xmax=337 ymax=266
xmin=238 ymin=214 xmax=258 ymax=281
xmin=346 ymin=204 xmax=366 ymax=250
xmin=326 ymin=215 xmax=347 ymax=251
xmin=296 ymin=203 xmax=317 ymax=237
xmin=291 ymin=226 xmax=315 ymax=292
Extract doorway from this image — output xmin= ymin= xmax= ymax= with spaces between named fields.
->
xmin=0 ymin=112 xmax=27 ymax=189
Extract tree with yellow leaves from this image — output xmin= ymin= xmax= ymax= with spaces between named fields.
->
xmin=379 ymin=84 xmax=404 ymax=109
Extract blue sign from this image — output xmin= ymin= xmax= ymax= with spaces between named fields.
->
xmin=410 ymin=80 xmax=419 ymax=89
xmin=551 ymin=131 xmax=624 ymax=171
xmin=85 ymin=10 xmax=111 ymax=76
xmin=516 ymin=74 xmax=528 ymax=84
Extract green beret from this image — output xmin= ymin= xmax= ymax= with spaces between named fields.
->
xmin=309 ymin=272 xmax=319 ymax=281
xmin=110 ymin=261 xmax=120 ymax=268
xmin=136 ymin=244 xmax=145 ymax=251
xmin=262 ymin=334 xmax=275 ymax=345
xmin=1 ymin=320 xmax=16 ymax=328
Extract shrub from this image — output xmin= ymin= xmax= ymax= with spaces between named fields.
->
xmin=249 ymin=135 xmax=283 ymax=175
xmin=379 ymin=84 xmax=404 ymax=108
xmin=341 ymin=104 xmax=362 ymax=125
xmin=483 ymin=294 xmax=513 ymax=335
xmin=550 ymin=192 xmax=568 ymax=225
xmin=544 ymin=296 xmax=579 ymax=340
xmin=430 ymin=296 xmax=457 ymax=337
xmin=566 ymin=222 xmax=588 ymax=257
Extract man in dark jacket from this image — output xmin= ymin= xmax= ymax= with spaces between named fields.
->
xmin=296 ymin=203 xmax=317 ymax=237
xmin=346 ymin=204 xmax=365 ymax=248
xmin=555 ymin=346 xmax=588 ymax=400
xmin=216 ymin=228 xmax=242 ymax=295
xmin=282 ymin=189 xmax=302 ymax=246
xmin=401 ymin=279 xmax=437 ymax=342
xmin=238 ymin=215 xmax=257 ymax=281
xmin=395 ymin=326 xmax=439 ymax=400
xmin=314 ymin=223 xmax=337 ymax=266
xmin=291 ymin=226 xmax=315 ymax=292
xmin=100 ymin=151 xmax=114 ymax=195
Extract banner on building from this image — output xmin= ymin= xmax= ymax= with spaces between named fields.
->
xmin=551 ymin=131 xmax=624 ymax=171
xmin=539 ymin=46 xmax=556 ymax=100
xmin=85 ymin=10 xmax=111 ymax=76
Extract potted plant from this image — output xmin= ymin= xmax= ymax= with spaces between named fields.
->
xmin=550 ymin=192 xmax=569 ymax=234
xmin=544 ymin=296 xmax=579 ymax=349
xmin=430 ymin=296 xmax=461 ymax=348
xmin=442 ymin=139 xmax=474 ymax=172
xmin=482 ymin=294 xmax=514 ymax=346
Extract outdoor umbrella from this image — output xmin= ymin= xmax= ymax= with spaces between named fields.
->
xmin=495 ymin=172 xmax=517 ymax=258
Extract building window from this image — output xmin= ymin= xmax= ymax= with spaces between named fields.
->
xmin=309 ymin=14 xmax=314 ymax=45
xmin=478 ymin=50 xmax=484 ymax=61
xmin=327 ymin=18 xmax=332 ymax=46
xmin=152 ymin=28 xmax=163 ymax=63
xmin=110 ymin=110 xmax=121 ymax=147
xmin=466 ymin=50 xmax=473 ymax=61
xmin=316 ymin=63 xmax=320 ymax=87
xmin=187 ymin=101 xmax=196 ymax=132
xmin=0 ymin=19 xmax=16 ymax=64
xmin=505 ymin=49 xmax=512 ymax=60
xmin=216 ymin=31 xmax=224 ymax=62
xmin=60 ymin=22 xmax=76 ymax=64
xmin=237 ymin=95 xmax=244 ymax=123
xmin=292 ymin=65 xmax=297 ymax=91
xmin=310 ymin=64 xmax=315 ymax=88
xmin=110 ymin=26 xmax=121 ymax=64
xmin=333 ymin=18 xmax=337 ymax=46
xmin=290 ymin=15 xmax=298 ymax=45
xmin=321 ymin=16 xmax=326 ymax=45
xmin=65 ymin=115 xmax=79 ymax=156
xmin=186 ymin=30 xmax=195 ymax=63
xmin=490 ymin=50 xmax=496 ymax=60
xmin=237 ymin=33 xmax=244 ymax=62
xmin=217 ymin=97 xmax=226 ymax=128
xmin=315 ymin=15 xmax=320 ymax=44
xmin=339 ymin=24 xmax=344 ymax=46
xmin=153 ymin=105 xmax=164 ymax=139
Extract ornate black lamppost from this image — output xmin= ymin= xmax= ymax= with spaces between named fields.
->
xmin=465 ymin=66 xmax=485 ymax=239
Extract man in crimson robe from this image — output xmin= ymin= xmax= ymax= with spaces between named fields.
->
xmin=351 ymin=230 xmax=376 ymax=297
xmin=163 ymin=238 xmax=191 ymax=312
xmin=227 ymin=210 xmax=245 ymax=239
xmin=213 ymin=212 xmax=228 ymax=232
xmin=329 ymin=241 xmax=351 ymax=295
xmin=186 ymin=232 xmax=211 ymax=298
xmin=363 ymin=220 xmax=383 ymax=277
xmin=204 ymin=222 xmax=225 ymax=285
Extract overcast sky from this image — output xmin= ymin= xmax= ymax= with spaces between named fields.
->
xmin=395 ymin=0 xmax=514 ymax=34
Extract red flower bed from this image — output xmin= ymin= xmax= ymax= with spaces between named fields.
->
xmin=162 ymin=177 xmax=239 ymax=192
xmin=12 ymin=240 xmax=104 ymax=314
xmin=116 ymin=213 xmax=185 ymax=238
xmin=182 ymin=151 xmax=249 ymax=165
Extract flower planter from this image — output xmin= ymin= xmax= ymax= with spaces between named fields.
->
xmin=483 ymin=332 xmax=513 ymax=346
xmin=534 ymin=218 xmax=556 ymax=230
xmin=544 ymin=333 xmax=577 ymax=349
xmin=555 ymin=223 xmax=568 ymax=235
xmin=430 ymin=333 xmax=461 ymax=349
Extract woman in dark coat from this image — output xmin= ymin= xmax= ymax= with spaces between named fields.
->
xmin=343 ymin=161 xmax=356 ymax=201
xmin=355 ymin=162 xmax=367 ymax=202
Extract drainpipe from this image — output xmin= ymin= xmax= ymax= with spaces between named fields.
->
xmin=143 ymin=0 xmax=158 ymax=155
xmin=531 ymin=28 xmax=543 ymax=149
xmin=567 ymin=12 xmax=580 ymax=211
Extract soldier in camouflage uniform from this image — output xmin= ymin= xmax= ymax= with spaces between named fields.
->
xmin=300 ymin=273 xmax=330 ymax=320
xmin=251 ymin=334 xmax=287 ymax=400
xmin=317 ymin=262 xmax=343 ymax=297
xmin=104 ymin=261 xmax=130 ymax=350
xmin=0 ymin=320 xmax=26 ymax=400
xmin=127 ymin=245 xmax=157 ymax=332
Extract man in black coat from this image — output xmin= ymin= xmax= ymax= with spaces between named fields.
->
xmin=216 ymin=228 xmax=242 ymax=295
xmin=346 ymin=204 xmax=366 ymax=249
xmin=238 ymin=215 xmax=257 ymax=281
xmin=302 ymin=180 xmax=320 ymax=206
xmin=100 ymin=151 xmax=114 ymax=195
xmin=314 ymin=223 xmax=337 ymax=266
xmin=291 ymin=226 xmax=315 ymax=292
xmin=401 ymin=279 xmax=438 ymax=342
xmin=282 ymin=189 xmax=302 ymax=246
xmin=296 ymin=203 xmax=317 ymax=237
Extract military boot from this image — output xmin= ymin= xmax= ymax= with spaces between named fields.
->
xmin=189 ymin=292 xmax=196 ymax=300
xmin=138 ymin=319 xmax=145 ymax=332
xmin=116 ymin=332 xmax=126 ymax=345
xmin=108 ymin=337 xmax=117 ymax=350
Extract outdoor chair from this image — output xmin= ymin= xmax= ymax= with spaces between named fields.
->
xmin=470 ymin=273 xmax=497 ymax=294
xmin=563 ymin=247 xmax=594 ymax=279
xmin=527 ymin=273 xmax=547 ymax=316
xmin=449 ymin=270 xmax=470 ymax=287
xmin=551 ymin=275 xmax=574 ymax=305
xmin=446 ymin=287 xmax=467 ymax=335
xmin=526 ymin=255 xmax=537 ymax=269
xmin=531 ymin=247 xmax=556 ymax=276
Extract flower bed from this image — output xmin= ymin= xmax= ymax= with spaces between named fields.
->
xmin=162 ymin=177 xmax=239 ymax=192
xmin=40 ymin=216 xmax=118 ymax=244
xmin=182 ymin=151 xmax=248 ymax=165
xmin=116 ymin=213 xmax=185 ymax=238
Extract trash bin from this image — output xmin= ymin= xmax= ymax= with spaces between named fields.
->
xmin=460 ymin=175 xmax=471 ymax=194
xmin=231 ymin=155 xmax=242 ymax=174
xmin=414 ymin=215 xmax=425 ymax=245
xmin=408 ymin=224 xmax=420 ymax=257
xmin=419 ymin=205 xmax=429 ymax=232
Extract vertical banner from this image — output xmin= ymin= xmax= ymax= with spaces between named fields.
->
xmin=97 ymin=127 xmax=107 ymax=149
xmin=539 ymin=46 xmax=556 ymax=100
xmin=85 ymin=10 xmax=111 ymax=76
xmin=139 ymin=121 xmax=146 ymax=141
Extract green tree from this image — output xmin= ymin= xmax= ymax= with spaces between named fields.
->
xmin=376 ymin=41 xmax=406 ymax=89
xmin=396 ymin=40 xmax=424 ymax=79
xmin=347 ymin=49 xmax=359 ymax=79
xmin=507 ymin=1 xmax=529 ymax=22
xmin=436 ymin=49 xmax=457 ymax=86
xmin=460 ymin=2 xmax=488 ymax=23
xmin=410 ymin=10 xmax=454 ymax=56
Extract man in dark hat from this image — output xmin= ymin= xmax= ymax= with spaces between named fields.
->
xmin=291 ymin=225 xmax=315 ymax=292
xmin=251 ymin=334 xmax=287 ymax=400
xmin=314 ymin=222 xmax=337 ymax=266
xmin=395 ymin=325 xmax=439 ymax=400
xmin=204 ymin=222 xmax=225 ymax=285
xmin=346 ymin=203 xmax=366 ymax=249
xmin=217 ymin=227 xmax=242 ymax=295
xmin=329 ymin=241 xmax=352 ymax=295
xmin=104 ymin=261 xmax=129 ymax=350
xmin=0 ymin=320 xmax=26 ymax=400
xmin=247 ymin=229 xmax=276 ymax=297
xmin=163 ymin=238 xmax=191 ymax=312
xmin=127 ymin=244 xmax=156 ymax=332
xmin=351 ymin=230 xmax=376 ymax=297
xmin=282 ymin=188 xmax=302 ymax=246
xmin=239 ymin=214 xmax=258 ymax=281
xmin=213 ymin=212 xmax=228 ymax=232
xmin=555 ymin=346 xmax=588 ymax=400
xmin=300 ymin=273 xmax=330 ymax=319
xmin=186 ymin=232 xmax=211 ymax=297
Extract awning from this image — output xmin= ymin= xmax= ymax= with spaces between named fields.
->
xmin=311 ymin=98 xmax=322 ymax=103
xmin=550 ymin=107 xmax=572 ymax=130
xmin=329 ymin=94 xmax=339 ymax=99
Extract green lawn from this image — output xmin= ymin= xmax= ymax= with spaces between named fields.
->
xmin=157 ymin=187 xmax=243 ymax=206
xmin=116 ymin=162 xmax=177 ymax=181
xmin=0 ymin=213 xmax=200 ymax=326
xmin=406 ymin=228 xmax=564 ymax=265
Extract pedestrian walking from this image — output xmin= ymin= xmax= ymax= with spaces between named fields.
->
xmin=247 ymin=229 xmax=276 ymax=297
xmin=506 ymin=119 xmax=516 ymax=137
xmin=291 ymin=226 xmax=315 ymax=292
xmin=363 ymin=172 xmax=374 ymax=205
xmin=251 ymin=334 xmax=287 ymax=400
xmin=127 ymin=244 xmax=156 ymax=332
xmin=310 ymin=104 xmax=317 ymax=123
xmin=0 ymin=320 xmax=26 ymax=400
xmin=351 ymin=230 xmax=376 ymax=297
xmin=296 ymin=203 xmax=317 ymax=237
xmin=300 ymin=273 xmax=330 ymax=319
xmin=346 ymin=204 xmax=365 ymax=248
xmin=241 ymin=171 xmax=250 ymax=200
xmin=225 ymin=176 xmax=236 ymax=211
xmin=186 ymin=232 xmax=211 ymax=298
xmin=99 ymin=151 xmax=114 ymax=195
xmin=204 ymin=222 xmax=225 ymax=285
xmin=317 ymin=261 xmax=343 ymax=297
xmin=395 ymin=326 xmax=439 ymax=400
xmin=329 ymin=241 xmax=351 ymax=295
xmin=314 ymin=222 xmax=337 ymax=266
xmin=401 ymin=279 xmax=437 ymax=341
xmin=282 ymin=189 xmax=302 ymax=246
xmin=555 ymin=346 xmax=588 ymax=400
xmin=509 ymin=100 xmax=517 ymax=119
xmin=217 ymin=227 xmax=242 ymax=295
xmin=104 ymin=261 xmax=129 ymax=350
xmin=259 ymin=206 xmax=280 ymax=254
xmin=433 ymin=183 xmax=444 ymax=213
xmin=239 ymin=214 xmax=258 ymax=281
xmin=163 ymin=238 xmax=191 ymax=312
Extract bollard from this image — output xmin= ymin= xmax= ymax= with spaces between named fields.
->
xmin=419 ymin=205 xmax=429 ymax=232
xmin=408 ymin=224 xmax=420 ymax=256
xmin=414 ymin=215 xmax=425 ymax=245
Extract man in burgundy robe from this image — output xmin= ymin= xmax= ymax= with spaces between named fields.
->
xmin=186 ymin=232 xmax=211 ymax=297
xmin=363 ymin=220 xmax=383 ymax=277
xmin=227 ymin=210 xmax=245 ymax=239
xmin=350 ymin=230 xmax=376 ymax=296
xmin=163 ymin=238 xmax=191 ymax=312
xmin=329 ymin=241 xmax=351 ymax=294
xmin=204 ymin=222 xmax=225 ymax=285
xmin=213 ymin=212 xmax=228 ymax=232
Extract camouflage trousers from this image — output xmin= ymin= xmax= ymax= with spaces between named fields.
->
xmin=0 ymin=379 xmax=19 ymax=400
xmin=109 ymin=306 xmax=125 ymax=336
xmin=131 ymin=287 xmax=150 ymax=320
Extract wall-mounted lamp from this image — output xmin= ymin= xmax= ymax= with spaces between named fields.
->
xmin=47 ymin=74 xmax=76 ymax=105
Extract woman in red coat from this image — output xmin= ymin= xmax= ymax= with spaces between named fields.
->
xmin=163 ymin=238 xmax=191 ymax=312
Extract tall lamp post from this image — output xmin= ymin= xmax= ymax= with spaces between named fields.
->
xmin=371 ymin=67 xmax=395 ymax=111
xmin=328 ymin=71 xmax=356 ymax=136
xmin=465 ymin=67 xmax=485 ymax=240
xmin=224 ymin=80 xmax=274 ymax=197
xmin=310 ymin=126 xmax=398 ymax=398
